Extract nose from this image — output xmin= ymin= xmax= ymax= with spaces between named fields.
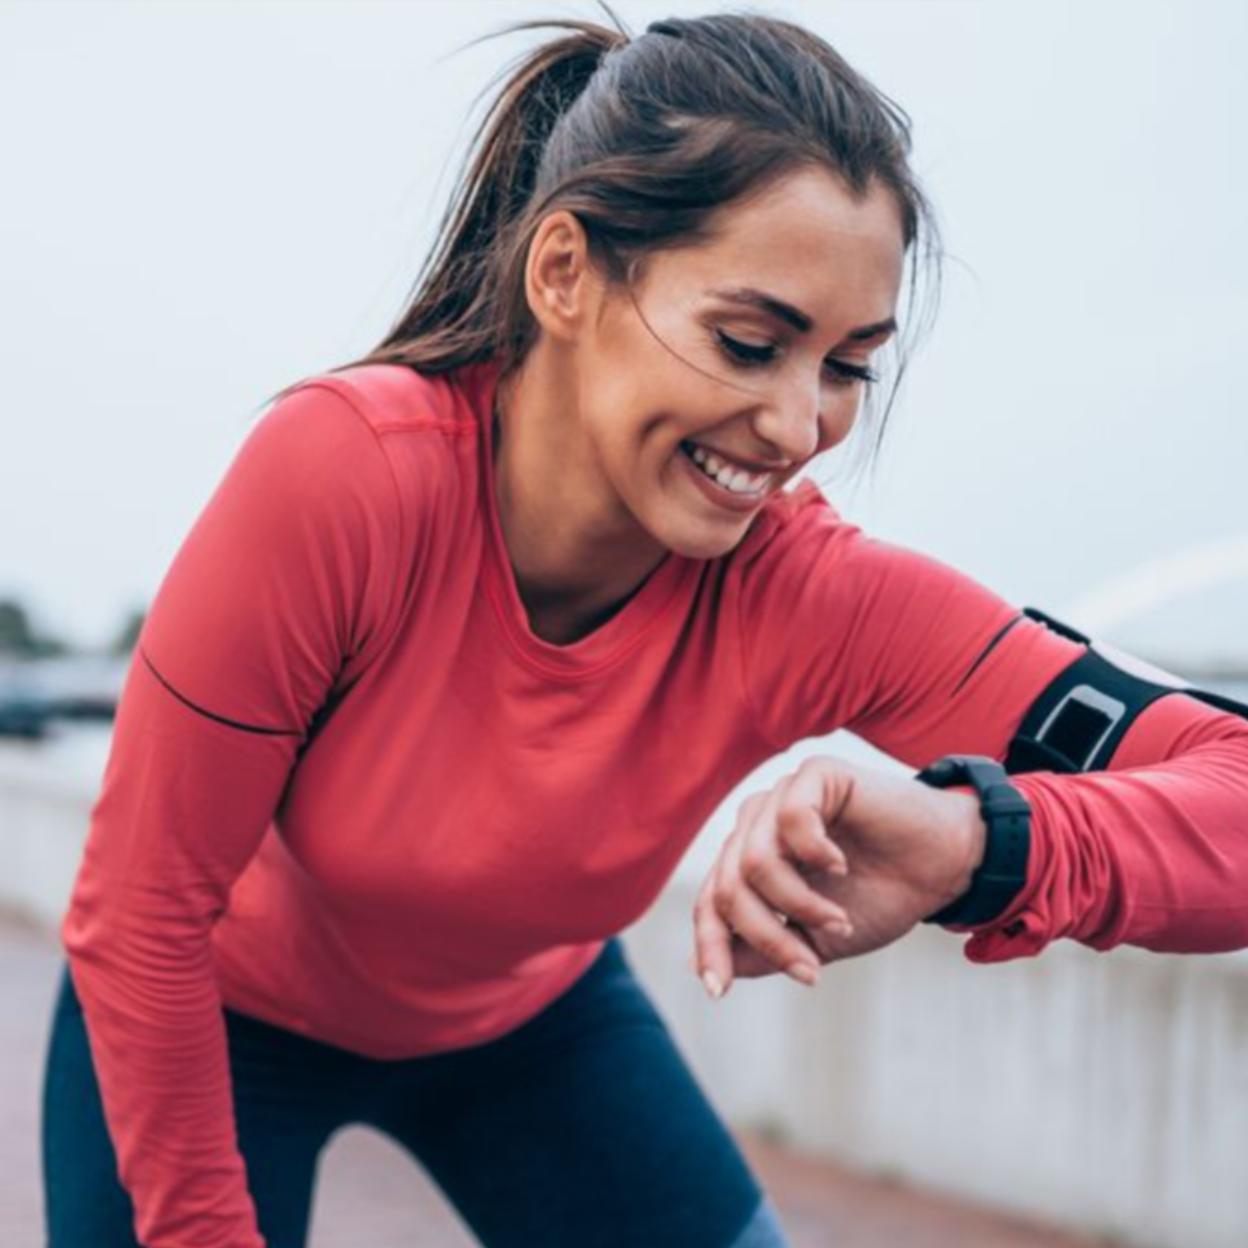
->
xmin=750 ymin=375 xmax=823 ymax=465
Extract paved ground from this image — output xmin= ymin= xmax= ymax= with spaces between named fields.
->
xmin=6 ymin=911 xmax=1116 ymax=1247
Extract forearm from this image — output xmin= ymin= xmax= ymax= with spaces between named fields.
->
xmin=954 ymin=695 xmax=1248 ymax=962
xmin=63 ymin=924 xmax=266 ymax=1248
xmin=59 ymin=658 xmax=283 ymax=1247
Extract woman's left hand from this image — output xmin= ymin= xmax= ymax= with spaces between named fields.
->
xmin=690 ymin=755 xmax=988 ymax=999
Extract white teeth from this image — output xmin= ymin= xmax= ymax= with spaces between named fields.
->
xmin=684 ymin=443 xmax=771 ymax=495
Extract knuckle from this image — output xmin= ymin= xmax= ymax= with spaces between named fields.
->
xmin=776 ymin=801 xmax=805 ymax=829
xmin=739 ymin=849 xmax=770 ymax=881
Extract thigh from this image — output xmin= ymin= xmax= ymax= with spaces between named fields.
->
xmin=373 ymin=939 xmax=791 ymax=1248
xmin=40 ymin=961 xmax=343 ymax=1248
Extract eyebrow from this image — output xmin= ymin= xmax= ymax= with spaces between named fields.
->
xmin=708 ymin=286 xmax=896 ymax=342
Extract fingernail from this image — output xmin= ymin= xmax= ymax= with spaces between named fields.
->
xmin=788 ymin=961 xmax=819 ymax=987
xmin=822 ymin=920 xmax=853 ymax=938
xmin=702 ymin=971 xmax=725 ymax=1000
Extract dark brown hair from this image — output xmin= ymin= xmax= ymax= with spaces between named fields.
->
xmin=299 ymin=6 xmax=941 ymax=477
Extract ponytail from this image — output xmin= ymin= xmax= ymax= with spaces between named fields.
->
xmin=334 ymin=16 xmax=627 ymax=378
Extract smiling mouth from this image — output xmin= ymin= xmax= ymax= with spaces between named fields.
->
xmin=678 ymin=441 xmax=776 ymax=497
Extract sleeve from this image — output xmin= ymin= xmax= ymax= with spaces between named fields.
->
xmin=736 ymin=489 xmax=1248 ymax=963
xmin=59 ymin=380 xmax=404 ymax=1248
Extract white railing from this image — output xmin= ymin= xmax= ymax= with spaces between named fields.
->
xmin=1062 ymin=533 xmax=1248 ymax=637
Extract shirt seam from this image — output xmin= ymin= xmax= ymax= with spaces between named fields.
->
xmin=483 ymin=562 xmax=696 ymax=683
xmin=288 ymin=381 xmax=408 ymax=674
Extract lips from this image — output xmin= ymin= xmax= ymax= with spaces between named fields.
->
xmin=679 ymin=441 xmax=776 ymax=496
xmin=676 ymin=441 xmax=776 ymax=515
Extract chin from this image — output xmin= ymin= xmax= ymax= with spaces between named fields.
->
xmin=653 ymin=517 xmax=755 ymax=561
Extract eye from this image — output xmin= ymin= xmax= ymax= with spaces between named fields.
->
xmin=718 ymin=326 xmax=773 ymax=364
xmin=714 ymin=329 xmax=775 ymax=366
xmin=825 ymin=359 xmax=879 ymax=388
xmin=715 ymin=329 xmax=879 ymax=388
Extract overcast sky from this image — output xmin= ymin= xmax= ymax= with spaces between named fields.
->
xmin=2 ymin=0 xmax=1244 ymax=664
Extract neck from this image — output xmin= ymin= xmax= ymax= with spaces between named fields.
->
xmin=491 ymin=346 xmax=670 ymax=644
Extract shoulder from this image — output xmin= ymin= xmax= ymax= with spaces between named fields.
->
xmin=277 ymin=361 xmax=483 ymax=441
xmin=728 ymin=477 xmax=954 ymax=630
xmin=730 ymin=477 xmax=862 ymax=580
xmin=263 ymin=360 xmax=490 ymax=515
xmin=732 ymin=477 xmax=995 ymax=612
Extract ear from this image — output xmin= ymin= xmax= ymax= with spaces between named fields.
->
xmin=523 ymin=209 xmax=601 ymax=343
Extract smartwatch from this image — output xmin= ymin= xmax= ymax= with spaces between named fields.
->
xmin=916 ymin=754 xmax=1031 ymax=927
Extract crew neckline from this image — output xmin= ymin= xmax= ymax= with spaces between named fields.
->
xmin=454 ymin=358 xmax=699 ymax=681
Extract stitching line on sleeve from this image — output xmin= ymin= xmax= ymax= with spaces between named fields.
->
xmin=139 ymin=646 xmax=302 ymax=737
xmin=952 ymin=612 xmax=1025 ymax=695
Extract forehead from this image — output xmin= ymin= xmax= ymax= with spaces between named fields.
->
xmin=654 ymin=166 xmax=906 ymax=324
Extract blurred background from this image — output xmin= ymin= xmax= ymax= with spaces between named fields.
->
xmin=2 ymin=1 xmax=1245 ymax=1245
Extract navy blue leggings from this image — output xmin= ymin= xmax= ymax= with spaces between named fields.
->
xmin=40 ymin=936 xmax=789 ymax=1247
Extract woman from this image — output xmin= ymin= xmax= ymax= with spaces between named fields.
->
xmin=40 ymin=10 xmax=1248 ymax=1248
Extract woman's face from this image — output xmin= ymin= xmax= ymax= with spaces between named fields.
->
xmin=568 ymin=164 xmax=906 ymax=561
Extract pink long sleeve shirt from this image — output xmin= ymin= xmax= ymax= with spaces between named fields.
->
xmin=61 ymin=357 xmax=1248 ymax=1246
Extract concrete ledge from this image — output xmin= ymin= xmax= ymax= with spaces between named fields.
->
xmin=624 ymin=878 xmax=1248 ymax=1248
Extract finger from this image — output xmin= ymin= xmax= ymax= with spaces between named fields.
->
xmin=698 ymin=795 xmax=773 ymax=998
xmin=789 ymin=757 xmax=857 ymax=830
xmin=721 ymin=790 xmax=828 ymax=983
xmin=738 ymin=832 xmax=853 ymax=933
xmin=713 ymin=872 xmax=822 ymax=985
xmin=731 ymin=922 xmax=820 ymax=979
xmin=775 ymin=801 xmax=848 ymax=875
xmin=692 ymin=871 xmax=735 ymax=1001
xmin=730 ymin=791 xmax=770 ymax=847
xmin=736 ymin=779 xmax=852 ymax=933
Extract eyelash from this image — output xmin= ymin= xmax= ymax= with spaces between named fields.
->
xmin=713 ymin=329 xmax=879 ymax=387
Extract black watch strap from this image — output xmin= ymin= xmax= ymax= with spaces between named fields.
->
xmin=916 ymin=754 xmax=1031 ymax=927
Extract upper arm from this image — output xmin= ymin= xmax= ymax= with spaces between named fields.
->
xmin=140 ymin=381 xmax=403 ymax=737
xmin=736 ymin=495 xmax=1085 ymax=766
xmin=68 ymin=380 xmax=404 ymax=928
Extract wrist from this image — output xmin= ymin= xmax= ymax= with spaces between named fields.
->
xmin=916 ymin=755 xmax=1032 ymax=927
xmin=938 ymin=786 xmax=988 ymax=909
